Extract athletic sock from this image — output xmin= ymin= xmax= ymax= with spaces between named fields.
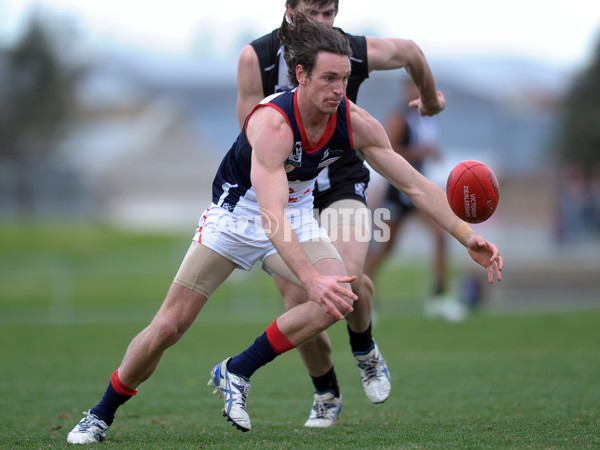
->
xmin=347 ymin=322 xmax=374 ymax=354
xmin=227 ymin=332 xmax=278 ymax=380
xmin=433 ymin=280 xmax=445 ymax=296
xmin=311 ymin=366 xmax=340 ymax=398
xmin=227 ymin=320 xmax=295 ymax=380
xmin=90 ymin=370 xmax=136 ymax=425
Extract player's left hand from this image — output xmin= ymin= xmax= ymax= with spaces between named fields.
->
xmin=304 ymin=274 xmax=357 ymax=320
xmin=409 ymin=91 xmax=446 ymax=116
xmin=464 ymin=234 xmax=503 ymax=283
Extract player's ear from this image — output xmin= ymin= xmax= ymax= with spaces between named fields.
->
xmin=296 ymin=64 xmax=308 ymax=85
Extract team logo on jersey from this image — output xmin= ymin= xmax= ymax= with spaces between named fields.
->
xmin=284 ymin=141 xmax=303 ymax=172
xmin=318 ymin=148 xmax=344 ymax=168
xmin=283 ymin=144 xmax=344 ymax=172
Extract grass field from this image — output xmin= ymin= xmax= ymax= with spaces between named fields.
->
xmin=1 ymin=222 xmax=599 ymax=448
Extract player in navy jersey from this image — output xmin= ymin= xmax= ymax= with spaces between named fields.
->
xmin=66 ymin=9 xmax=502 ymax=444
xmin=237 ymin=0 xmax=447 ymax=427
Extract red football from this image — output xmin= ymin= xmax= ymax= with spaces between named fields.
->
xmin=446 ymin=160 xmax=499 ymax=223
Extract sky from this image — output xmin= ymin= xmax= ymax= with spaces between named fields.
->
xmin=1 ymin=0 xmax=599 ymax=70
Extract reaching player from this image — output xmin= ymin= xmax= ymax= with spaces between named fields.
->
xmin=237 ymin=0 xmax=446 ymax=427
xmin=66 ymin=9 xmax=502 ymax=444
xmin=209 ymin=9 xmax=502 ymax=432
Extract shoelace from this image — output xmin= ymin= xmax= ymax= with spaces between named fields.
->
xmin=232 ymin=381 xmax=250 ymax=404
xmin=312 ymin=399 xmax=337 ymax=419
xmin=357 ymin=356 xmax=381 ymax=382
xmin=77 ymin=412 xmax=105 ymax=432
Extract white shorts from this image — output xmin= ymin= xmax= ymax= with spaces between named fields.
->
xmin=194 ymin=204 xmax=329 ymax=271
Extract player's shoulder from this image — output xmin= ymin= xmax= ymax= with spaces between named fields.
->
xmin=252 ymin=91 xmax=294 ymax=119
xmin=249 ymin=29 xmax=280 ymax=67
xmin=250 ymin=29 xmax=280 ymax=51
xmin=334 ymin=27 xmax=364 ymax=42
xmin=334 ymin=27 xmax=368 ymax=68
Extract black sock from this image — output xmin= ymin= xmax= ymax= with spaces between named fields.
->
xmin=433 ymin=280 xmax=445 ymax=296
xmin=90 ymin=381 xmax=132 ymax=425
xmin=311 ymin=366 xmax=340 ymax=397
xmin=347 ymin=322 xmax=374 ymax=354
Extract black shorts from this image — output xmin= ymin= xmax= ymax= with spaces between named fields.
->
xmin=313 ymin=151 xmax=370 ymax=210
xmin=383 ymin=183 xmax=416 ymax=218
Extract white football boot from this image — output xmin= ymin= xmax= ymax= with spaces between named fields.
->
xmin=354 ymin=341 xmax=391 ymax=404
xmin=208 ymin=358 xmax=252 ymax=432
xmin=67 ymin=411 xmax=109 ymax=444
xmin=304 ymin=391 xmax=343 ymax=428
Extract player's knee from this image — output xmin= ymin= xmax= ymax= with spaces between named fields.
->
xmin=360 ymin=274 xmax=374 ymax=299
xmin=152 ymin=319 xmax=184 ymax=348
xmin=335 ymin=288 xmax=356 ymax=317
xmin=344 ymin=267 xmax=363 ymax=289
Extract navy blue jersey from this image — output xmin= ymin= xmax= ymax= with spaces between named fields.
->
xmin=250 ymin=27 xmax=370 ymax=209
xmin=212 ymin=89 xmax=353 ymax=212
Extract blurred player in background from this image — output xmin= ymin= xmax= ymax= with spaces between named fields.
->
xmin=364 ymin=76 xmax=468 ymax=322
xmin=237 ymin=0 xmax=446 ymax=426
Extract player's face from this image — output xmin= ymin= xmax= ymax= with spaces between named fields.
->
xmin=288 ymin=2 xmax=338 ymax=27
xmin=303 ymin=51 xmax=350 ymax=115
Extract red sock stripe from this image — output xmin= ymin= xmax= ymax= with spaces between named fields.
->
xmin=266 ymin=319 xmax=295 ymax=354
xmin=111 ymin=369 xmax=138 ymax=397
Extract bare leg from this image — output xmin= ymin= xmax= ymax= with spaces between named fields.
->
xmin=363 ymin=218 xmax=401 ymax=279
xmin=329 ymin=223 xmax=372 ymax=333
xmin=426 ymin=214 xmax=448 ymax=295
xmin=118 ymin=283 xmax=208 ymax=389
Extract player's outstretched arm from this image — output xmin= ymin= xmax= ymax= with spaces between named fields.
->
xmin=352 ymin=102 xmax=503 ymax=284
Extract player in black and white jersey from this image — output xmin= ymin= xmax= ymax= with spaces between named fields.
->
xmin=237 ymin=0 xmax=446 ymax=427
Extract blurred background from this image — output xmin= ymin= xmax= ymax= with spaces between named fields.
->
xmin=1 ymin=0 xmax=599 ymax=319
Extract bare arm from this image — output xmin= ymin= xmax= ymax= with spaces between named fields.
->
xmin=247 ymin=108 xmax=357 ymax=318
xmin=366 ymin=36 xmax=445 ymax=116
xmin=351 ymin=103 xmax=503 ymax=282
xmin=236 ymin=45 xmax=266 ymax=130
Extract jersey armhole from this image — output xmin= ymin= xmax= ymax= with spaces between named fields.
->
xmin=244 ymin=103 xmax=293 ymax=140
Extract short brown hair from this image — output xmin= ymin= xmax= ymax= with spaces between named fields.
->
xmin=278 ymin=8 xmax=352 ymax=86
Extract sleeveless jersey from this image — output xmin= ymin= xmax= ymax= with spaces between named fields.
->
xmin=212 ymin=88 xmax=353 ymax=214
xmin=250 ymin=28 xmax=370 ymax=209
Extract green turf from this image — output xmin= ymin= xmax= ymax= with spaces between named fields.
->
xmin=1 ymin=222 xmax=599 ymax=448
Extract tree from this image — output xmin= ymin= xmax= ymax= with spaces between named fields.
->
xmin=0 ymin=11 xmax=81 ymax=216
xmin=554 ymin=36 xmax=600 ymax=239
xmin=556 ymin=36 xmax=600 ymax=174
